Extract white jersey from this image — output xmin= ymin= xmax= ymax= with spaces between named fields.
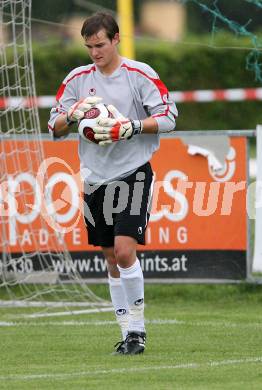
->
xmin=48 ymin=57 xmax=178 ymax=184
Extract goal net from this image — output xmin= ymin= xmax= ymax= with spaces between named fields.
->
xmin=0 ymin=0 xmax=110 ymax=316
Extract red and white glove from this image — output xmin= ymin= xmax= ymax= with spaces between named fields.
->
xmin=93 ymin=105 xmax=143 ymax=146
xmin=66 ymin=96 xmax=102 ymax=126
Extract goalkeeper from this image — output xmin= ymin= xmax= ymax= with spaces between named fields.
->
xmin=48 ymin=12 xmax=178 ymax=355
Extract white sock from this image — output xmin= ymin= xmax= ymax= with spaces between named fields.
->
xmin=117 ymin=258 xmax=145 ymax=333
xmin=108 ymin=275 xmax=129 ymax=340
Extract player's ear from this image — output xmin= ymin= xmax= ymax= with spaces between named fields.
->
xmin=112 ymin=33 xmax=120 ymax=45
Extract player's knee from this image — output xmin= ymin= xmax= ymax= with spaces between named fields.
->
xmin=114 ymin=244 xmax=135 ymax=268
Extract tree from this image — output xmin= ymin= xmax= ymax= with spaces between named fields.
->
xmin=186 ymin=0 xmax=262 ymax=33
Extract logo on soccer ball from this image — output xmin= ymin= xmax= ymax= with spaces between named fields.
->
xmin=89 ymin=88 xmax=96 ymax=96
xmin=84 ymin=107 xmax=100 ymax=119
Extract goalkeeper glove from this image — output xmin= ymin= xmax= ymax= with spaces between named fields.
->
xmin=66 ymin=96 xmax=102 ymax=126
xmin=93 ymin=105 xmax=143 ymax=146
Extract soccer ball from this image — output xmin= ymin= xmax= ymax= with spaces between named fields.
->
xmin=78 ymin=103 xmax=112 ymax=143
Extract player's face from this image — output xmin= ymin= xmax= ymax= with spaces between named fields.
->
xmin=84 ymin=29 xmax=120 ymax=73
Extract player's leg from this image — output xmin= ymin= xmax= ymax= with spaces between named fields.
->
xmin=102 ymin=246 xmax=129 ymax=349
xmin=114 ymin=236 xmax=144 ymax=335
xmin=83 ymin=186 xmax=129 ymax=351
xmin=112 ymin=162 xmax=153 ymax=354
xmin=114 ymin=235 xmax=146 ymax=354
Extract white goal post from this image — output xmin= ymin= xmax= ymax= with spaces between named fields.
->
xmin=0 ymin=0 xmax=110 ymax=316
xmin=252 ymin=125 xmax=262 ymax=272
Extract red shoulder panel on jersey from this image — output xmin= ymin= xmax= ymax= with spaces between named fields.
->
xmin=55 ymin=66 xmax=96 ymax=102
xmin=121 ymin=63 xmax=168 ymax=99
xmin=121 ymin=63 xmax=174 ymax=119
xmin=56 ymin=83 xmax=66 ymax=102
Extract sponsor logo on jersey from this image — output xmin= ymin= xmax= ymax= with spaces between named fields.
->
xmin=89 ymin=88 xmax=96 ymax=96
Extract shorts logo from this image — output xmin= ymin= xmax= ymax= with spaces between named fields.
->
xmin=138 ymin=227 xmax=143 ymax=234
xmin=116 ymin=308 xmax=127 ymax=316
xmin=89 ymin=88 xmax=96 ymax=96
xmin=134 ymin=298 xmax=144 ymax=306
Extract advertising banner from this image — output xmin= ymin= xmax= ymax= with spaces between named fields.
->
xmin=1 ymin=135 xmax=248 ymax=281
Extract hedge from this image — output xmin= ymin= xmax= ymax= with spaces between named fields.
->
xmin=31 ymin=37 xmax=262 ymax=132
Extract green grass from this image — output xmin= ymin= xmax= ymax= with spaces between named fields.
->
xmin=1 ymin=284 xmax=262 ymax=389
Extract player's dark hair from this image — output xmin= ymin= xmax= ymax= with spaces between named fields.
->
xmin=81 ymin=12 xmax=119 ymax=41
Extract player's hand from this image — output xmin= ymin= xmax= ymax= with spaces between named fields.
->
xmin=67 ymin=96 xmax=102 ymax=123
xmin=93 ymin=105 xmax=143 ymax=146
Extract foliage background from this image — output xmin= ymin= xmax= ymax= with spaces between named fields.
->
xmin=33 ymin=34 xmax=262 ymax=132
xmin=24 ymin=0 xmax=262 ymax=131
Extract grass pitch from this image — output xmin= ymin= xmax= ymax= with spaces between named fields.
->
xmin=1 ymin=283 xmax=262 ymax=389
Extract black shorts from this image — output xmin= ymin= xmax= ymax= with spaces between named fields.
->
xmin=83 ymin=162 xmax=154 ymax=247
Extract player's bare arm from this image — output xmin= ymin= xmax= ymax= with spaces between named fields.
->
xmin=140 ymin=116 xmax=159 ymax=134
xmin=53 ymin=114 xmax=71 ymax=137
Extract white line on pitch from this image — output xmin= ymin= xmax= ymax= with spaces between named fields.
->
xmin=0 ymin=357 xmax=261 ymax=382
xmin=0 ymin=318 xmax=261 ymax=328
xmin=17 ymin=307 xmax=114 ymax=318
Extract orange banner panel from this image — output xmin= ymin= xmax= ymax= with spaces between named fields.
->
xmin=2 ymin=137 xmax=247 ymax=253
